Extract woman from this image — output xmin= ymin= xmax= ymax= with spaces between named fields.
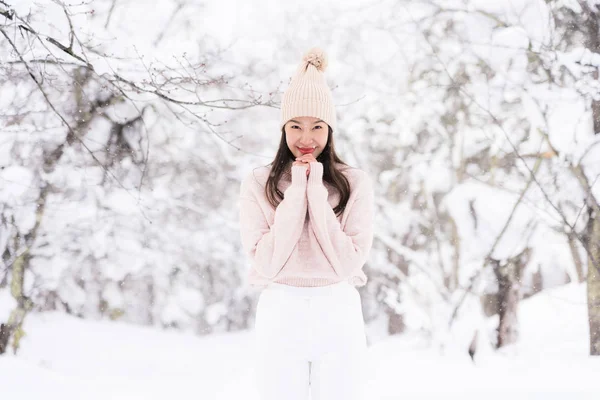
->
xmin=238 ymin=47 xmax=374 ymax=400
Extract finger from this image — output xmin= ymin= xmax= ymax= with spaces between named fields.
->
xmin=296 ymin=156 xmax=316 ymax=162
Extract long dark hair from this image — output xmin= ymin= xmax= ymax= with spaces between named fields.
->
xmin=263 ymin=126 xmax=351 ymax=217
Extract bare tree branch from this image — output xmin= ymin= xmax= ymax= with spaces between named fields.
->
xmin=104 ymin=0 xmax=117 ymax=29
xmin=153 ymin=1 xmax=184 ymax=47
xmin=0 ymin=0 xmax=13 ymax=20
xmin=110 ymin=73 xmax=271 ymax=110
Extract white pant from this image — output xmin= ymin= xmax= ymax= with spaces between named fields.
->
xmin=253 ymin=280 xmax=367 ymax=400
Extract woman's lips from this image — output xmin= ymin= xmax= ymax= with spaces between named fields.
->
xmin=299 ymin=147 xmax=315 ymax=154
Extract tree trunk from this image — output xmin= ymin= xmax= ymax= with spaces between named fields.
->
xmin=449 ymin=216 xmax=460 ymax=292
xmin=568 ymin=232 xmax=586 ymax=283
xmin=388 ymin=311 xmax=405 ymax=335
xmin=491 ymin=248 xmax=531 ymax=348
xmin=0 ymin=244 xmax=34 ymax=355
xmin=587 ymin=208 xmax=600 ymax=355
xmin=583 ymin=3 xmax=600 ymax=136
xmin=585 ymin=2 xmax=600 ymax=355
xmin=0 ymin=188 xmax=47 ymax=355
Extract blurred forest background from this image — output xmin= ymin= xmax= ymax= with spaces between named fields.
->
xmin=1 ymin=0 xmax=599 ymax=359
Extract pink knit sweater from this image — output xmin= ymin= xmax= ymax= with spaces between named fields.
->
xmin=238 ymin=161 xmax=374 ymax=288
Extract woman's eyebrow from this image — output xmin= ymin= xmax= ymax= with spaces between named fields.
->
xmin=289 ymin=119 xmax=325 ymax=124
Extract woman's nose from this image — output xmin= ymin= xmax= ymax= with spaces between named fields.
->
xmin=300 ymin=130 xmax=313 ymax=140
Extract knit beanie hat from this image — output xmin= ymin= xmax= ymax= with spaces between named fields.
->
xmin=280 ymin=47 xmax=336 ymax=133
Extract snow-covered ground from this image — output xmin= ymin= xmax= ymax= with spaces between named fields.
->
xmin=1 ymin=283 xmax=598 ymax=399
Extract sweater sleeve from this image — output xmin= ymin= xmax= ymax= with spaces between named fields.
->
xmin=239 ymin=165 xmax=308 ymax=280
xmin=305 ymin=162 xmax=374 ymax=279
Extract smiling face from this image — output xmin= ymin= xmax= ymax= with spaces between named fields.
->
xmin=284 ymin=116 xmax=329 ymax=159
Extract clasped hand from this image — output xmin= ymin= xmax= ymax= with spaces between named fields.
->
xmin=293 ymin=154 xmax=318 ymax=176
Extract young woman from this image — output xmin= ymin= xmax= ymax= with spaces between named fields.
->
xmin=239 ymin=47 xmax=374 ymax=400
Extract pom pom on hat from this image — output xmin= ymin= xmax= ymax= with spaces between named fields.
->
xmin=303 ymin=47 xmax=328 ymax=72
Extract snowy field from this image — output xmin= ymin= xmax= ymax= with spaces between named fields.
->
xmin=1 ymin=283 xmax=598 ymax=399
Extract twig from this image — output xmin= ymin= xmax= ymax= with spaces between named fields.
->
xmin=45 ymin=36 xmax=90 ymax=67
xmin=0 ymin=1 xmax=13 ymax=20
xmin=153 ymin=2 xmax=184 ymax=47
xmin=104 ymin=0 xmax=117 ymax=29
xmin=110 ymin=73 xmax=262 ymax=110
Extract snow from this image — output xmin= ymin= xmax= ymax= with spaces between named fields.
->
xmin=1 ymin=283 xmax=598 ymax=399
xmin=0 ymin=290 xmax=17 ymax=322
xmin=0 ymin=166 xmax=35 ymax=202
